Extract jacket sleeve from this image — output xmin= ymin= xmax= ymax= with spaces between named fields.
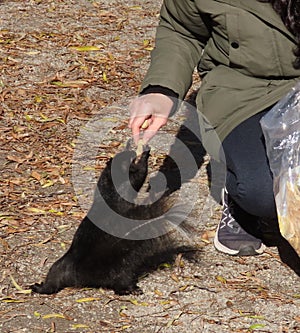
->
xmin=140 ymin=0 xmax=210 ymax=100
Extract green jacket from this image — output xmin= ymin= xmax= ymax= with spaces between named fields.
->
xmin=140 ymin=0 xmax=300 ymax=141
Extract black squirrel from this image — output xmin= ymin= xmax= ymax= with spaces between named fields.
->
xmin=31 ymin=147 xmax=183 ymax=295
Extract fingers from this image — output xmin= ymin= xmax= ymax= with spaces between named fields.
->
xmin=129 ymin=96 xmax=153 ymax=143
xmin=130 ymin=115 xmax=152 ymax=144
xmin=142 ymin=116 xmax=168 ymax=143
xmin=129 ymin=95 xmax=153 ymax=126
xmin=130 ymin=114 xmax=168 ymax=144
xmin=128 ymin=93 xmax=174 ymax=144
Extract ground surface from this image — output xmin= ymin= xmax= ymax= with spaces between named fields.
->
xmin=0 ymin=1 xmax=299 ymax=332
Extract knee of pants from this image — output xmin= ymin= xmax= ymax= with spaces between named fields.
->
xmin=227 ymin=180 xmax=277 ymax=219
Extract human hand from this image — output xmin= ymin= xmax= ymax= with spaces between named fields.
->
xmin=128 ymin=93 xmax=174 ymax=144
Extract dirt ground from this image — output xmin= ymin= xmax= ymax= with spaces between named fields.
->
xmin=0 ymin=1 xmax=299 ymax=332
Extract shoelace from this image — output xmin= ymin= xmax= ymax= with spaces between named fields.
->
xmin=220 ymin=200 xmax=238 ymax=229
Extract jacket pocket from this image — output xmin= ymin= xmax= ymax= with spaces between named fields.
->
xmin=196 ymin=66 xmax=271 ymax=130
xmin=226 ymin=11 xmax=278 ymax=76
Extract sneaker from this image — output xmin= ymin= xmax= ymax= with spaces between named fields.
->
xmin=214 ymin=188 xmax=266 ymax=256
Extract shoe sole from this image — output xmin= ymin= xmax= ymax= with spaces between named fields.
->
xmin=213 ymin=233 xmax=266 ymax=256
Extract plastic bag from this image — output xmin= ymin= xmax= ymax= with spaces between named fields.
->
xmin=260 ymin=82 xmax=300 ymax=256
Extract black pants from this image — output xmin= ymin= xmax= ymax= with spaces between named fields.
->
xmin=222 ymin=109 xmax=277 ymax=219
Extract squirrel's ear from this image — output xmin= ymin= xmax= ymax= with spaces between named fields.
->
xmin=125 ymin=138 xmax=135 ymax=151
xmin=106 ymin=157 xmax=113 ymax=166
